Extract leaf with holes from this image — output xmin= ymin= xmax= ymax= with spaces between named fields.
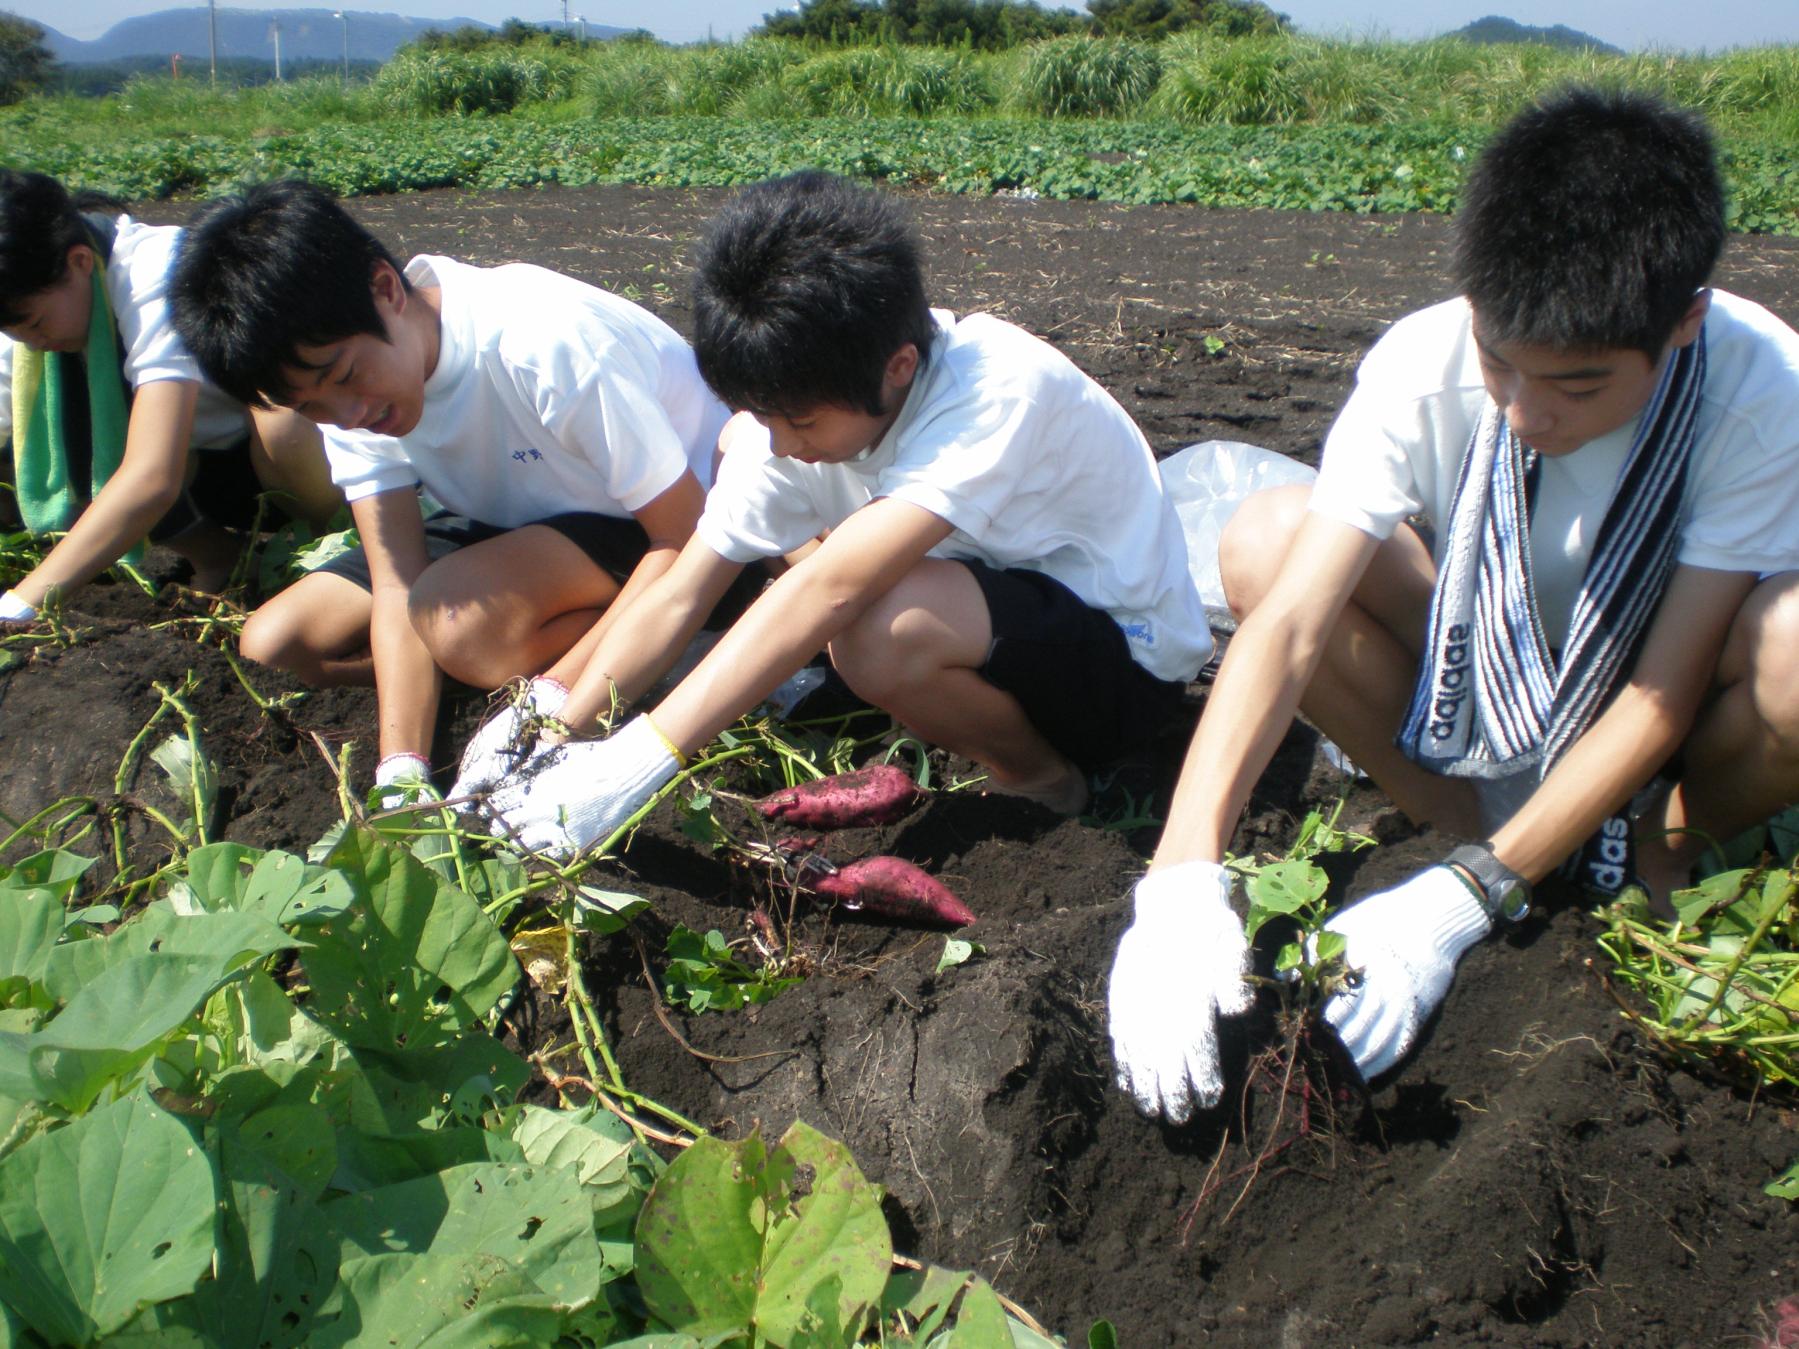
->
xmin=635 ymin=1120 xmax=891 ymax=1343
xmin=0 ymin=1094 xmax=216 ymax=1343
xmin=303 ymin=826 xmax=517 ymax=1054
xmin=170 ymin=842 xmax=355 ymax=928
xmin=322 ymin=1161 xmax=602 ymax=1309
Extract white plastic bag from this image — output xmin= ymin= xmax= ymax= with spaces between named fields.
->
xmin=1159 ymin=440 xmax=1317 ymax=613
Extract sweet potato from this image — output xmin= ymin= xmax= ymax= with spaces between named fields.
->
xmin=754 ymin=764 xmax=925 ymax=830
xmin=813 ymin=856 xmax=975 ymax=928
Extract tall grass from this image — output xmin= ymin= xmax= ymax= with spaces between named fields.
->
xmin=1014 ymin=36 xmax=1161 ymax=117
xmin=373 ymin=44 xmax=583 ymax=115
xmin=12 ymin=33 xmax=1799 ymax=141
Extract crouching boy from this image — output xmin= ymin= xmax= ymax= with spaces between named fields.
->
xmin=170 ymin=181 xmax=731 ymax=801
xmin=465 ymin=170 xmax=1210 ymax=854
xmin=1109 ymin=87 xmax=1799 ymax=1125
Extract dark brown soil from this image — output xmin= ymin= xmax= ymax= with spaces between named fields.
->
xmin=6 ymin=186 xmax=1799 ymax=1347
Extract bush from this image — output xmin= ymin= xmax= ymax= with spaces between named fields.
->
xmin=779 ymin=45 xmax=995 ymax=116
xmin=1014 ymin=35 xmax=1161 ymax=116
xmin=374 ymin=45 xmax=579 ymax=114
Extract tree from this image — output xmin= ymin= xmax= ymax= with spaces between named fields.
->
xmin=1087 ymin=0 xmax=1286 ymax=40
xmin=0 ymin=10 xmax=53 ymax=105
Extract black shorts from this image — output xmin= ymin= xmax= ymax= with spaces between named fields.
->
xmin=960 ymin=560 xmax=1188 ymax=769
xmin=318 ymin=509 xmax=764 ymax=628
xmin=149 ymin=439 xmax=260 ymax=542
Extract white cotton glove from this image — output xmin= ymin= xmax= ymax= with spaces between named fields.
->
xmin=1319 ymin=866 xmax=1493 ymax=1081
xmin=373 ymin=752 xmax=443 ymax=812
xmin=1108 ymin=861 xmax=1254 ymax=1124
xmin=451 ymin=677 xmax=570 ymax=803
xmin=0 ymin=590 xmax=37 ymax=623
xmin=483 ymin=714 xmax=681 ymax=859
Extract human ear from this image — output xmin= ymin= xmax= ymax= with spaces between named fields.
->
xmin=65 ymin=244 xmax=95 ymax=280
xmin=370 ymin=260 xmax=406 ymax=319
xmin=1668 ymin=289 xmax=1712 ymax=350
xmin=884 ymin=342 xmax=919 ymax=391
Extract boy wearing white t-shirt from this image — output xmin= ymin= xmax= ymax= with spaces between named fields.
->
xmin=464 ymin=170 xmax=1210 ymax=855
xmin=0 ymin=169 xmax=337 ymax=617
xmin=171 ymin=181 xmax=730 ymax=802
xmin=1108 ymin=88 xmax=1799 ymax=1124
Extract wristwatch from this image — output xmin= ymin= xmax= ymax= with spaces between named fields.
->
xmin=1444 ymin=842 xmax=1533 ymax=923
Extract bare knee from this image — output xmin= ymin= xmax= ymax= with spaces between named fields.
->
xmin=830 ymin=596 xmax=943 ymax=707
xmin=241 ymin=600 xmax=323 ymax=678
xmin=1220 ymin=484 xmax=1310 ymax=619
xmin=1733 ymin=575 xmax=1799 ymax=754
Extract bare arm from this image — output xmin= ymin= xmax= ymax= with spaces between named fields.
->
xmin=12 ymin=379 xmax=197 ymax=607
xmin=1489 ymin=564 xmax=1754 ymax=882
xmin=564 ymin=497 xmax=953 ymax=754
xmin=355 ymin=490 xmax=440 ymax=762
xmin=544 ymin=472 xmax=706 ymax=686
xmin=1153 ymin=510 xmax=1382 ymax=870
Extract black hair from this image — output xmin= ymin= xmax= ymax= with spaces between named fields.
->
xmin=691 ymin=171 xmax=935 ymax=417
xmin=0 ymin=169 xmax=123 ymax=327
xmin=170 ymin=179 xmax=408 ymax=407
xmin=1453 ymin=86 xmax=1725 ymax=357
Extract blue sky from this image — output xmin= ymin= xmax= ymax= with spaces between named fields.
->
xmin=22 ymin=0 xmax=1799 ymax=51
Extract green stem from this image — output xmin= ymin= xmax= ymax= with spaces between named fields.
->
xmin=1679 ymin=871 xmax=1795 ymax=1031
xmin=593 ymin=745 xmax=756 ymax=858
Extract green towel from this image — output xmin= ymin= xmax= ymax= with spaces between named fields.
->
xmin=10 ymin=260 xmax=133 ymax=549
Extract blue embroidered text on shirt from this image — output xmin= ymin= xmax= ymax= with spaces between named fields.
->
xmin=1119 ymin=620 xmax=1155 ymax=646
xmin=510 ymin=449 xmax=545 ymax=464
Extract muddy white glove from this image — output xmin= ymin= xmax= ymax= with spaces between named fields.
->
xmin=1320 ymin=866 xmax=1492 ymax=1080
xmin=0 ymin=590 xmax=36 ymax=623
xmin=451 ymin=677 xmax=569 ymax=802
xmin=374 ymin=752 xmax=442 ymax=812
xmin=484 ymin=714 xmax=681 ymax=859
xmin=1108 ymin=861 xmax=1253 ymax=1123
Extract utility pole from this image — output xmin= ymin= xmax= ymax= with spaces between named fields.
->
xmin=333 ymin=10 xmax=348 ymax=81
xmin=271 ymin=20 xmax=282 ymax=80
xmin=207 ymin=0 xmax=217 ymax=85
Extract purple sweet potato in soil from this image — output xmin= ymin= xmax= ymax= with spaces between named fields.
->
xmin=755 ymin=764 xmax=926 ymax=830
xmin=813 ymin=856 xmax=976 ymax=927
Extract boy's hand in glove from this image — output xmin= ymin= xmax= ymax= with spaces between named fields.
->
xmin=483 ymin=714 xmax=682 ymax=859
xmin=451 ymin=676 xmax=569 ymax=803
xmin=373 ymin=752 xmax=442 ymax=812
xmin=1108 ymin=860 xmax=1254 ymax=1123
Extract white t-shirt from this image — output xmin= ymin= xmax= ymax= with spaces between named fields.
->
xmin=322 ymin=256 xmax=729 ymax=529
xmin=0 ymin=215 xmax=246 ymax=451
xmin=696 ymin=310 xmax=1212 ymax=684
xmin=1311 ymin=291 xmax=1799 ymax=646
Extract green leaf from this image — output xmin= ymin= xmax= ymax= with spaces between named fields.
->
xmin=0 ymin=849 xmax=94 ymax=904
xmin=0 ymin=887 xmax=61 ymax=1008
xmin=1246 ymin=860 xmax=1328 ymax=916
xmin=1089 ymin=1320 xmax=1120 ymax=1349
xmin=323 ymin=1161 xmax=602 ymax=1309
xmin=304 ymin=827 xmax=518 ymax=1054
xmin=572 ymin=884 xmax=650 ymax=936
xmin=0 ymin=1095 xmax=215 ymax=1343
xmin=1766 ymin=1157 xmax=1799 ymax=1200
xmin=309 ymin=1251 xmax=565 ymax=1348
xmin=42 ymin=903 xmax=297 ymax=1006
xmin=505 ymin=1101 xmax=663 ymax=1230
xmin=172 ymin=843 xmax=355 ymax=928
xmin=936 ymin=938 xmax=985 ymax=975
xmin=1313 ymin=931 xmax=1346 ymax=964
xmin=150 ymin=731 xmax=220 ymax=838
xmin=25 ymin=952 xmax=248 ymax=1111
xmin=635 ymin=1121 xmax=892 ymax=1343
xmin=950 ymin=1278 xmax=1015 ymax=1347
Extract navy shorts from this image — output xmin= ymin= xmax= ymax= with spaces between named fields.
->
xmin=959 ymin=560 xmax=1188 ymax=769
xmin=318 ymin=510 xmax=764 ymax=628
xmin=149 ymin=439 xmax=260 ymax=542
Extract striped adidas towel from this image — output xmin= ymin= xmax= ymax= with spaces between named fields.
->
xmin=1395 ymin=331 xmax=1707 ymax=888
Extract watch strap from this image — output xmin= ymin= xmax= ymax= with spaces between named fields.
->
xmin=1444 ymin=842 xmax=1532 ymax=923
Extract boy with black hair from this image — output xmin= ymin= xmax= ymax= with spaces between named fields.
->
xmin=1109 ymin=87 xmax=1799 ymax=1124
xmin=171 ymin=179 xmax=731 ymax=802
xmin=460 ymin=169 xmax=1210 ymax=852
xmin=0 ymin=168 xmax=337 ymax=614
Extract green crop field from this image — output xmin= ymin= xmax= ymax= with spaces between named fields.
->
xmin=5 ymin=32 xmax=1798 ymax=232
